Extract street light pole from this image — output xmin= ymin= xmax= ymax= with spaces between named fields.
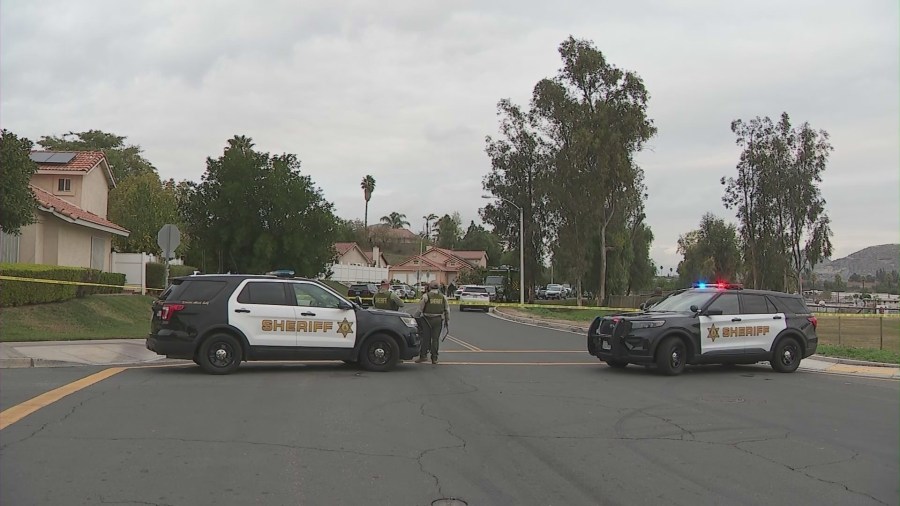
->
xmin=483 ymin=195 xmax=525 ymax=307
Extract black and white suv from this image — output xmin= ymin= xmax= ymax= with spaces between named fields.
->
xmin=587 ymin=284 xmax=819 ymax=375
xmin=147 ymin=274 xmax=420 ymax=374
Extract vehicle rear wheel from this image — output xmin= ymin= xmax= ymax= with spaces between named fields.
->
xmin=605 ymin=360 xmax=628 ymax=368
xmin=656 ymin=337 xmax=686 ymax=376
xmin=198 ymin=333 xmax=242 ymax=375
xmin=359 ymin=334 xmax=399 ymax=372
xmin=771 ymin=337 xmax=801 ymax=373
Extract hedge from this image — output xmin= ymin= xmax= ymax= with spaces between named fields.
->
xmin=0 ymin=263 xmax=126 ymax=307
xmin=146 ymin=263 xmax=198 ymax=289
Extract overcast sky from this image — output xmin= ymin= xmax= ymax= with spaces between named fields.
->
xmin=2 ymin=0 xmax=897 ymax=270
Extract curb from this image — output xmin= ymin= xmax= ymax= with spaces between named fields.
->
xmin=807 ymin=355 xmax=898 ymax=368
xmin=490 ymin=307 xmax=589 ymax=334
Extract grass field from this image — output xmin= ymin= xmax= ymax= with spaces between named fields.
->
xmin=1 ymin=294 xmax=154 ymax=342
xmin=816 ymin=344 xmax=900 ymax=364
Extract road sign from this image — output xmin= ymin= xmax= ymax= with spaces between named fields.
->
xmin=157 ymin=224 xmax=181 ymax=259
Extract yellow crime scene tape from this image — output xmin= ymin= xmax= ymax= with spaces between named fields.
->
xmin=0 ymin=275 xmax=164 ymax=291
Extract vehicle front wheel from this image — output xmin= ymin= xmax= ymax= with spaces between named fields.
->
xmin=605 ymin=360 xmax=628 ymax=369
xmin=771 ymin=337 xmax=801 ymax=373
xmin=359 ymin=334 xmax=400 ymax=372
xmin=656 ymin=337 xmax=687 ymax=376
xmin=198 ymin=333 xmax=242 ymax=375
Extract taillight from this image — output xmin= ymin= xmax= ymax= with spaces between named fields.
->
xmin=807 ymin=316 xmax=817 ymax=329
xmin=160 ymin=303 xmax=185 ymax=321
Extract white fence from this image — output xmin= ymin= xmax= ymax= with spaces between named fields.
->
xmin=329 ymin=264 xmax=389 ymax=284
xmin=111 ymin=252 xmax=183 ymax=294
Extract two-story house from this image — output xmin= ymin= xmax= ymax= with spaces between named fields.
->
xmin=6 ymin=151 xmax=129 ymax=270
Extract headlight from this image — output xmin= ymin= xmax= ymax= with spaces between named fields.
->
xmin=401 ymin=316 xmax=418 ymax=328
xmin=630 ymin=320 xmax=665 ymax=329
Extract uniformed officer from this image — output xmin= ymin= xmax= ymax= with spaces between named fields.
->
xmin=415 ymin=280 xmax=450 ymax=364
xmin=372 ymin=280 xmax=404 ymax=311
xmin=642 ymin=287 xmax=665 ymax=310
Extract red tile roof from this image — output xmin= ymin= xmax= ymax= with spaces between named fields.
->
xmin=334 ymin=242 xmax=358 ymax=255
xmin=451 ymin=250 xmax=488 ymax=260
xmin=390 ymin=255 xmax=450 ymax=272
xmin=33 ymin=151 xmax=106 ymax=172
xmin=30 ymin=185 xmax=129 ymax=235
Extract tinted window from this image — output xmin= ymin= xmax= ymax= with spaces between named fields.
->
xmin=707 ymin=293 xmax=740 ymax=314
xmin=741 ymin=294 xmax=771 ymax=314
xmin=464 ymin=286 xmax=488 ymax=294
xmin=177 ymin=280 xmax=227 ymax=302
xmin=774 ymin=296 xmax=810 ymax=314
xmin=293 ymin=283 xmax=343 ymax=309
xmin=237 ymin=282 xmax=288 ymax=305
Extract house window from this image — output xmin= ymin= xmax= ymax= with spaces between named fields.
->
xmin=0 ymin=229 xmax=19 ymax=263
xmin=91 ymin=237 xmax=105 ymax=271
xmin=57 ymin=178 xmax=71 ymax=193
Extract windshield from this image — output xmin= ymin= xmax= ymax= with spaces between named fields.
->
xmin=648 ymin=290 xmax=715 ymax=312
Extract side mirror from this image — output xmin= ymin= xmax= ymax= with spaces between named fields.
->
xmin=338 ymin=301 xmax=353 ymax=310
xmin=689 ymin=305 xmax=699 ymax=313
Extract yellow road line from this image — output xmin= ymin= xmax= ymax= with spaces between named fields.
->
xmin=446 ymin=335 xmax=483 ymax=351
xmin=0 ymin=367 xmax=126 ymax=431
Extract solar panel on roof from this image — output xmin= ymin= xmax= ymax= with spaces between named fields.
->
xmin=28 ymin=152 xmax=54 ymax=163
xmin=46 ymin=152 xmax=77 ymax=164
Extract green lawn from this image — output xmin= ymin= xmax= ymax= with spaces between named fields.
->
xmin=815 ymin=344 xmax=900 ymax=365
xmin=1 ymin=295 xmax=154 ymax=342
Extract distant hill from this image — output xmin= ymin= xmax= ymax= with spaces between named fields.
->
xmin=813 ymin=244 xmax=899 ymax=279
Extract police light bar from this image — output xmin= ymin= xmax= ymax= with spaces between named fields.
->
xmin=692 ymin=282 xmax=743 ymax=290
xmin=268 ymin=269 xmax=295 ymax=278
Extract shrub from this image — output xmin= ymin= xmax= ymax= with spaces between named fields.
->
xmin=146 ymin=263 xmax=198 ymax=289
xmin=0 ymin=263 xmax=125 ymax=307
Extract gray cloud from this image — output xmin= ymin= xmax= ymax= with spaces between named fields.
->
xmin=2 ymin=0 xmax=896 ymax=270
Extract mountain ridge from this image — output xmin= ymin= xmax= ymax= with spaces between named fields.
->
xmin=813 ymin=244 xmax=899 ymax=279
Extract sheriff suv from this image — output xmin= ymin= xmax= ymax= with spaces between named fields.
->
xmin=147 ymin=274 xmax=420 ymax=374
xmin=587 ymin=284 xmax=818 ymax=375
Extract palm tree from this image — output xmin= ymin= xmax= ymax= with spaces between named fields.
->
xmin=361 ymin=175 xmax=376 ymax=232
xmin=380 ymin=212 xmax=410 ymax=229
xmin=423 ymin=213 xmax=438 ymax=241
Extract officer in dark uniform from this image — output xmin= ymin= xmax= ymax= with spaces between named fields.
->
xmin=415 ymin=280 xmax=450 ymax=364
xmin=372 ymin=280 xmax=404 ymax=311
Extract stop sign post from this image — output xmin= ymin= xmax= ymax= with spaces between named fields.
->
xmin=157 ymin=224 xmax=181 ymax=287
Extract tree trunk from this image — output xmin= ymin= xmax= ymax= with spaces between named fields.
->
xmin=576 ymin=277 xmax=583 ymax=306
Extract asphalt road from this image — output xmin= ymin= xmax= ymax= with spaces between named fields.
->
xmin=1 ymin=309 xmax=898 ymax=506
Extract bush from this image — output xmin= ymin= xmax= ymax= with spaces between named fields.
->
xmin=146 ymin=263 xmax=198 ymax=289
xmin=0 ymin=263 xmax=126 ymax=307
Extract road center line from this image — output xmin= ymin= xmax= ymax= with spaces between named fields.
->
xmin=446 ymin=335 xmax=482 ymax=351
xmin=0 ymin=367 xmax=127 ymax=431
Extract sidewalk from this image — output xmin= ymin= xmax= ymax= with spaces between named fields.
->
xmin=0 ymin=339 xmax=168 ymax=368
xmin=491 ymin=307 xmax=900 ymax=380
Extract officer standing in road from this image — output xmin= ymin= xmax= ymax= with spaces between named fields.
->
xmin=373 ymin=280 xmax=404 ymax=311
xmin=415 ymin=280 xmax=450 ymax=364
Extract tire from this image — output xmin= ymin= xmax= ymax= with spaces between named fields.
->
xmin=605 ymin=360 xmax=628 ymax=369
xmin=770 ymin=337 xmax=802 ymax=373
xmin=656 ymin=337 xmax=687 ymax=376
xmin=198 ymin=333 xmax=242 ymax=375
xmin=359 ymin=334 xmax=400 ymax=372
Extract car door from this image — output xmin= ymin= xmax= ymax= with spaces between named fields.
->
xmin=698 ymin=292 xmax=744 ymax=356
xmin=291 ymin=282 xmax=357 ymax=349
xmin=229 ymin=280 xmax=297 ymax=347
xmin=739 ymin=293 xmax=787 ymax=353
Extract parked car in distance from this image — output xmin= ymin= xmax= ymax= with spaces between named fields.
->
xmin=459 ymin=285 xmax=491 ymax=312
xmin=484 ymin=285 xmax=498 ymax=301
xmin=545 ymin=284 xmax=564 ymax=299
xmin=348 ymin=283 xmax=378 ymax=306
